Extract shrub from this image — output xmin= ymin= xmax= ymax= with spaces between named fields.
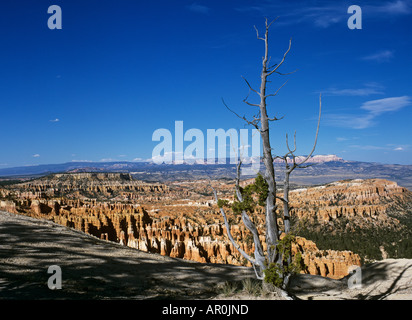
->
xmin=220 ymin=281 xmax=239 ymax=296
xmin=263 ymin=233 xmax=304 ymax=288
xmin=241 ymin=278 xmax=263 ymax=296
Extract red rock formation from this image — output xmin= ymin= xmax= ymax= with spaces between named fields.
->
xmin=293 ymin=236 xmax=361 ymax=279
xmin=3 ymin=177 xmax=409 ymax=279
xmin=0 ymin=200 xmax=17 ymax=214
xmin=288 ymin=179 xmax=408 ymax=224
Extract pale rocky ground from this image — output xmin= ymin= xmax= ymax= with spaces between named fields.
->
xmin=1 ymin=210 xmax=411 ymax=300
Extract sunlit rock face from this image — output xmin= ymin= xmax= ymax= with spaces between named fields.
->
xmin=2 ymin=175 xmax=410 ymax=279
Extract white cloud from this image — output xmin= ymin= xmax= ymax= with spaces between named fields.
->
xmin=336 ymin=136 xmax=360 ymax=142
xmin=236 ymin=1 xmax=412 ymax=29
xmin=313 ymin=14 xmax=344 ymax=28
xmin=324 ymin=96 xmax=411 ymax=129
xmin=321 ymin=83 xmax=385 ymax=97
xmin=33 ymin=154 xmax=40 ymax=158
xmin=49 ymin=118 xmax=60 ymax=122
xmin=360 ymin=96 xmax=411 ymax=115
xmin=151 ymin=151 xmax=178 ymax=164
xmin=361 ymin=50 xmax=394 ymax=63
xmin=100 ymin=158 xmax=121 ymax=162
xmin=323 ymin=113 xmax=376 ymax=129
xmin=349 ymin=144 xmax=409 ymax=152
xmin=349 ymin=145 xmax=387 ymax=151
xmin=368 ymin=0 xmax=412 ymax=15
xmin=323 ymin=87 xmax=384 ymax=97
xmin=390 ymin=144 xmax=410 ymax=151
xmin=282 ymin=4 xmax=347 ymax=28
xmin=187 ymin=3 xmax=210 ymax=14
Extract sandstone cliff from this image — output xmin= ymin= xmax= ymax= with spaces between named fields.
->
xmin=3 ymin=176 xmax=409 ymax=279
xmin=0 ymin=196 xmax=361 ymax=279
xmin=288 ymin=179 xmax=408 ymax=224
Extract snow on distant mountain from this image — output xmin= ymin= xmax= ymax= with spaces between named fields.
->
xmin=1 ymin=155 xmax=411 ymax=189
xmin=164 ymin=154 xmax=344 ymax=165
xmin=273 ymin=154 xmax=344 ymax=164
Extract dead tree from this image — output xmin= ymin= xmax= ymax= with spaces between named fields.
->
xmin=276 ymin=98 xmax=321 ymax=236
xmin=213 ymin=18 xmax=321 ymax=292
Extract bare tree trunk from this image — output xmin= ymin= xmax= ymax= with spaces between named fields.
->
xmin=281 ymin=93 xmax=322 ymax=230
xmin=214 ymin=18 xmax=321 ymax=294
xmin=211 ymin=162 xmax=266 ymax=279
xmin=258 ymin=19 xmax=282 ymax=266
xmin=283 ymin=170 xmax=291 ymax=234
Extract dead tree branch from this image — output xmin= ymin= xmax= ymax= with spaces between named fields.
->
xmin=222 ymin=98 xmax=260 ymax=129
xmin=265 ymin=79 xmax=289 ymax=98
xmin=241 ymin=76 xmax=260 ymax=96
xmin=279 ymin=93 xmax=322 ymax=235
xmin=267 ymin=38 xmax=292 ymax=77
xmin=210 ymin=162 xmax=266 ymax=279
xmin=284 ymin=93 xmax=322 ymax=173
xmin=214 ymin=18 xmax=321 ymax=292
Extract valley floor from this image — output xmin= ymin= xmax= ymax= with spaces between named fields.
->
xmin=1 ymin=210 xmax=411 ymax=300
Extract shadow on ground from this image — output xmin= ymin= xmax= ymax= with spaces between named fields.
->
xmin=288 ymin=258 xmax=412 ymax=300
xmin=0 ymin=211 xmax=253 ymax=300
xmin=2 ymin=211 xmax=411 ymax=300
xmin=351 ymin=259 xmax=412 ymax=300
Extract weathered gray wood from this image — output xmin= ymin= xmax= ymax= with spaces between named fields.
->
xmin=213 ymin=18 xmax=321 ymax=294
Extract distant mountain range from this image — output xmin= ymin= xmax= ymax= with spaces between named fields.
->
xmin=0 ymin=155 xmax=411 ymax=189
xmin=272 ymin=154 xmax=344 ymax=163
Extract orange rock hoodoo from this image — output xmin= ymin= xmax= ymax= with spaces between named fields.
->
xmin=2 ymin=176 xmax=408 ymax=279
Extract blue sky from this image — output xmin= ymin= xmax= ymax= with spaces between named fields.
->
xmin=0 ymin=0 xmax=411 ymax=168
